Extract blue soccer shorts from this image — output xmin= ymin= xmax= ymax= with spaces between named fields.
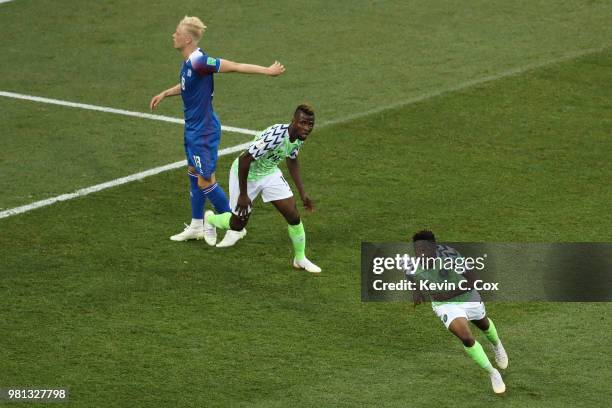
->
xmin=184 ymin=132 xmax=221 ymax=180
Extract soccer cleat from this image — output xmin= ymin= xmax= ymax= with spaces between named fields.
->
xmin=293 ymin=257 xmax=322 ymax=273
xmin=216 ymin=229 xmax=247 ymax=248
xmin=170 ymin=224 xmax=204 ymax=241
xmin=493 ymin=341 xmax=508 ymax=369
xmin=203 ymin=211 xmax=217 ymax=246
xmin=490 ymin=368 xmax=506 ymax=394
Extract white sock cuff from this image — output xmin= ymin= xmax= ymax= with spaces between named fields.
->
xmin=191 ymin=218 xmax=204 ymax=227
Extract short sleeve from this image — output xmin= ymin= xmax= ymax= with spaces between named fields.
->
xmin=288 ymin=145 xmax=301 ymax=159
xmin=403 ymin=257 xmax=416 ymax=277
xmin=436 ymin=244 xmax=470 ymax=275
xmin=247 ymin=126 xmax=286 ymax=160
xmin=191 ymin=53 xmax=221 ymax=75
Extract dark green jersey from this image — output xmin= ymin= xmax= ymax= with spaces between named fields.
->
xmin=404 ymin=244 xmax=481 ymax=306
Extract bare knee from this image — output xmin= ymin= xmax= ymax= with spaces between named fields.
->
xmin=287 ymin=213 xmax=301 ymax=226
xmin=471 ymin=317 xmax=490 ymax=332
xmin=197 ymin=173 xmax=216 ymax=189
xmin=272 ymin=198 xmax=300 ymax=225
xmin=284 ymin=204 xmax=300 ymax=225
xmin=448 ymin=317 xmax=475 ymax=347
xmin=460 ymin=336 xmax=476 ymax=347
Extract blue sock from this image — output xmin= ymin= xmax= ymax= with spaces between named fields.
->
xmin=189 ymin=173 xmax=206 ymax=219
xmin=202 ymin=183 xmax=231 ymax=213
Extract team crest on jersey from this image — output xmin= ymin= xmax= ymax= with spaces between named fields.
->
xmin=443 ymin=314 xmax=448 ymax=323
xmin=187 ymin=69 xmax=192 ymax=77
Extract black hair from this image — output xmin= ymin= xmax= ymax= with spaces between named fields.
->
xmin=412 ymin=230 xmax=436 ymax=243
xmin=294 ymin=103 xmax=315 ymax=117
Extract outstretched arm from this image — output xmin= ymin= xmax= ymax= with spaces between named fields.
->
xmin=286 ymin=157 xmax=313 ymax=212
xmin=219 ymin=59 xmax=285 ymax=76
xmin=150 ymin=84 xmax=181 ymax=110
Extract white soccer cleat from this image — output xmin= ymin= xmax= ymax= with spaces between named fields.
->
xmin=216 ymin=229 xmax=247 ymax=248
xmin=493 ymin=341 xmax=508 ymax=369
xmin=203 ymin=211 xmax=217 ymax=246
xmin=170 ymin=224 xmax=204 ymax=241
xmin=490 ymin=369 xmax=506 ymax=394
xmin=293 ymin=257 xmax=322 ymax=273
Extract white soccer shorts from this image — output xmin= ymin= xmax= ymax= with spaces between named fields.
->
xmin=229 ymin=169 xmax=293 ymax=215
xmin=433 ymin=302 xmax=486 ymax=329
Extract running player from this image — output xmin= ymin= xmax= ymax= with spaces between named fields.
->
xmin=405 ymin=230 xmax=509 ymax=394
xmin=149 ymin=16 xmax=284 ymax=243
xmin=204 ymin=104 xmax=321 ymax=273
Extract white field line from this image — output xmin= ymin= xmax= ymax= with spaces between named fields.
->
xmin=0 ymin=142 xmax=252 ymax=219
xmin=0 ymin=91 xmax=259 ymax=136
xmin=0 ymin=0 xmax=14 ymax=4
xmin=319 ymin=46 xmax=610 ymax=128
xmin=1 ymin=45 xmax=608 ymax=219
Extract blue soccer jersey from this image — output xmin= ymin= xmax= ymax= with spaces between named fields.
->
xmin=180 ymin=48 xmax=221 ymax=139
xmin=180 ymin=48 xmax=223 ymax=178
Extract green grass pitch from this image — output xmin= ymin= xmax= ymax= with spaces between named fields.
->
xmin=1 ymin=0 xmax=611 ymax=406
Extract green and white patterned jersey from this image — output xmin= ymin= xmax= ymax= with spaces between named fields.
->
xmin=404 ymin=244 xmax=481 ymax=307
xmin=231 ymin=124 xmax=302 ymax=181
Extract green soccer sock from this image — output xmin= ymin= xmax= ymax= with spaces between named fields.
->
xmin=206 ymin=212 xmax=231 ymax=229
xmin=464 ymin=341 xmax=494 ymax=373
xmin=287 ymin=222 xmax=306 ymax=261
xmin=484 ymin=318 xmax=500 ymax=346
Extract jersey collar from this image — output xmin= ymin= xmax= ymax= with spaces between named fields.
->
xmin=186 ymin=48 xmax=203 ymax=62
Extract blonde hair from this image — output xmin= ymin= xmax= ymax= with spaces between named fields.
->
xmin=179 ymin=16 xmax=206 ymax=42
